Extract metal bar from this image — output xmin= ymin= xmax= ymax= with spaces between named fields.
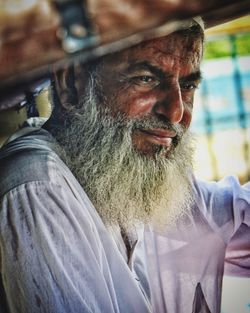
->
xmin=230 ymin=34 xmax=250 ymax=179
xmin=200 ymin=80 xmax=220 ymax=180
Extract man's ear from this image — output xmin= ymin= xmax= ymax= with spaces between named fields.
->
xmin=53 ymin=64 xmax=90 ymax=110
xmin=73 ymin=64 xmax=92 ymax=106
xmin=53 ymin=65 xmax=77 ymax=110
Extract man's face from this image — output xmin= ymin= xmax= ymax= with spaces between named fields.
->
xmin=55 ymin=28 xmax=203 ymax=228
xmin=95 ymin=31 xmax=203 ymax=157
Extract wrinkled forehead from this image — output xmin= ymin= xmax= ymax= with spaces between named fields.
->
xmin=132 ymin=32 xmax=203 ymax=58
xmin=102 ymin=30 xmax=203 ymax=68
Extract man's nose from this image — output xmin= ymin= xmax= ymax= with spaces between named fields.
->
xmin=154 ymin=86 xmax=184 ymax=124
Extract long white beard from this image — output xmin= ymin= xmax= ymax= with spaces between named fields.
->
xmin=54 ymin=79 xmax=195 ymax=230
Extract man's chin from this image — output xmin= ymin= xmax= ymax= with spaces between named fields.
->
xmin=132 ymin=140 xmax=169 ymax=159
xmin=131 ymin=129 xmax=181 ymax=159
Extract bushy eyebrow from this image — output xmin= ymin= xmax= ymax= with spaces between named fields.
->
xmin=179 ymin=71 xmax=203 ymax=83
xmin=126 ymin=61 xmax=165 ymax=79
xmin=126 ymin=61 xmax=202 ymax=82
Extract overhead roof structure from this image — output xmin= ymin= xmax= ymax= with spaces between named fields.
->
xmin=206 ymin=15 xmax=250 ymax=36
xmin=0 ymin=0 xmax=250 ymax=111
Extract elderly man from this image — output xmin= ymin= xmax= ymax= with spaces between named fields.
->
xmin=0 ymin=18 xmax=249 ymax=313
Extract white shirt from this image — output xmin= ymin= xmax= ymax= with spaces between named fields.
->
xmin=0 ymin=128 xmax=249 ymax=313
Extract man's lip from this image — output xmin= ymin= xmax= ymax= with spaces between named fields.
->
xmin=141 ymin=128 xmax=176 ymax=138
xmin=138 ymin=128 xmax=176 ymax=147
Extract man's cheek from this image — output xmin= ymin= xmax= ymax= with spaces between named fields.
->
xmin=181 ymin=103 xmax=193 ymax=129
xmin=120 ymin=94 xmax=158 ymax=117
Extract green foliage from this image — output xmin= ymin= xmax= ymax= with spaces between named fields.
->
xmin=204 ymin=33 xmax=250 ymax=59
xmin=236 ymin=33 xmax=250 ymax=55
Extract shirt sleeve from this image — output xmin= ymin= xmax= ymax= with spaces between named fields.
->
xmin=194 ymin=176 xmax=250 ymax=277
xmin=0 ymin=181 xmax=118 ymax=313
xmin=224 ymin=223 xmax=250 ymax=277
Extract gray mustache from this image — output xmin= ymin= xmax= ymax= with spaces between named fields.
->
xmin=131 ymin=116 xmax=185 ymax=138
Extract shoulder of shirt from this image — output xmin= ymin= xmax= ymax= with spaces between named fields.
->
xmin=0 ymin=128 xmax=69 ymax=197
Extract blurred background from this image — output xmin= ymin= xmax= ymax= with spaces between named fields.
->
xmin=0 ymin=9 xmax=249 ymax=312
xmin=192 ymin=15 xmax=250 ymax=185
xmin=192 ymin=15 xmax=250 ymax=313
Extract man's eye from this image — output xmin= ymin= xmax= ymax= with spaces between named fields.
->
xmin=180 ymin=82 xmax=199 ymax=90
xmin=132 ymin=76 xmax=159 ymax=87
xmin=138 ymin=76 xmax=153 ymax=83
